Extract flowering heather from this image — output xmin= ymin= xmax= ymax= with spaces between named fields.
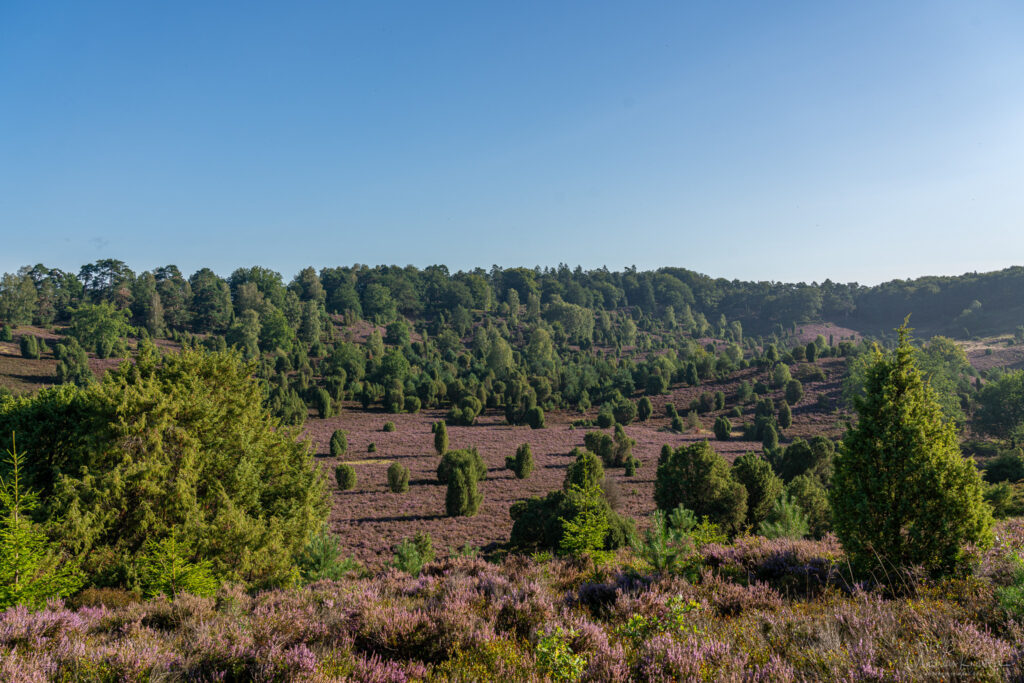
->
xmin=3 ymin=531 xmax=1024 ymax=681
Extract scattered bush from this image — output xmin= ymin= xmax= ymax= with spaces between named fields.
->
xmin=335 ymin=464 xmax=356 ymax=490
xmin=392 ymin=532 xmax=434 ymax=576
xmin=19 ymin=335 xmax=40 ymax=359
xmin=637 ymin=396 xmax=653 ymax=422
xmin=387 ymin=462 xmax=410 ymax=493
xmin=713 ymin=416 xmax=731 ymax=441
xmin=383 ymin=421 xmax=396 ymax=432
xmin=434 ymin=420 xmax=449 ymax=455
xmin=438 ymin=447 xmax=487 ymax=484
xmin=330 ymin=429 xmax=349 ymax=457
xmin=527 ymin=405 xmax=545 ymax=429
xmin=506 ymin=443 xmax=534 ymax=479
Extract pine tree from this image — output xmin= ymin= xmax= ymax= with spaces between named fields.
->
xmin=831 ymin=325 xmax=994 ymax=575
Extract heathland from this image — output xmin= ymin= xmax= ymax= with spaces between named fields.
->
xmin=2 ymin=261 xmax=1024 ymax=681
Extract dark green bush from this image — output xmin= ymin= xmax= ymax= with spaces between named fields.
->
xmin=387 ymin=462 xmax=410 ymax=493
xmin=714 ymin=416 xmax=732 ymax=441
xmin=437 ymin=447 xmax=487 ymax=484
xmin=527 ymin=406 xmax=545 ymax=429
xmin=655 ymin=441 xmax=747 ymax=533
xmin=330 ymin=429 xmax=348 ymax=458
xmin=505 ymin=443 xmax=534 ymax=479
xmin=383 ymin=421 xmax=396 ymax=432
xmin=335 ymin=464 xmax=356 ymax=490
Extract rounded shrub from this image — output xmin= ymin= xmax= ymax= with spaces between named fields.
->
xmin=433 ymin=421 xmax=448 ymax=455
xmin=387 ymin=462 xmax=410 ymax=493
xmin=526 ymin=406 xmax=545 ymax=429
xmin=505 ymin=443 xmax=534 ymax=479
xmin=329 ymin=429 xmax=348 ymax=458
xmin=403 ymin=395 xmax=421 ymax=413
xmin=367 ymin=442 xmax=377 ymax=453
xmin=335 ymin=464 xmax=356 ymax=490
xmin=383 ymin=421 xmax=396 ymax=432
xmin=714 ymin=416 xmax=732 ymax=441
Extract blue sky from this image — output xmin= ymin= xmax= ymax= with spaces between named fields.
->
xmin=2 ymin=1 xmax=1022 ymax=285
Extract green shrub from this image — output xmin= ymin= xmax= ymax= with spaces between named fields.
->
xmin=505 ymin=443 xmax=533 ymax=479
xmin=612 ymin=424 xmax=635 ymax=467
xmin=713 ymin=416 xmax=731 ymax=441
xmin=445 ymin=466 xmax=481 ymax=517
xmin=403 ymin=395 xmax=421 ymax=413
xmin=0 ymin=349 xmax=327 ymax=589
xmin=527 ymin=406 xmax=545 ymax=429
xmin=0 ymin=436 xmax=83 ymax=610
xmin=392 ymin=532 xmax=434 ymax=576
xmin=831 ymin=326 xmax=993 ymax=575
xmin=0 ymin=325 xmax=11 ymax=342
xmin=596 ymin=406 xmax=614 ymax=428
xmin=612 ymin=398 xmax=637 ymax=425
xmin=655 ymin=441 xmax=747 ymax=533
xmin=784 ymin=379 xmax=804 ymax=405
xmin=778 ymin=400 xmax=792 ymax=429
xmin=437 ymin=447 xmax=487 ymax=484
xmin=312 ymin=387 xmax=332 ymax=418
xmin=138 ymin=533 xmax=218 ymax=599
xmin=786 ymin=474 xmax=831 ymax=537
xmin=19 ymin=335 xmax=40 ymax=360
xmin=732 ymin=452 xmax=783 ymax=528
xmin=329 ymin=429 xmax=348 ymax=458
xmin=759 ymin=495 xmax=809 ymax=540
xmin=665 ymin=403 xmax=677 ymax=418
xmin=624 ymin=457 xmax=637 ymax=477
xmin=433 ymin=420 xmax=448 ymax=455
xmin=334 ymin=464 xmax=356 ymax=490
xmin=55 ymin=338 xmax=94 ymax=387
xmin=367 ymin=442 xmax=376 ymax=452
xmin=297 ymin=528 xmax=362 ymax=582
xmin=637 ymin=396 xmax=653 ymax=421
xmin=383 ymin=421 xmax=396 ymax=432
xmin=387 ymin=462 xmax=410 ymax=493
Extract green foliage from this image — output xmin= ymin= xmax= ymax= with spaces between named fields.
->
xmin=596 ymin=405 xmax=614 ymax=428
xmin=615 ymin=595 xmax=700 ymax=645
xmin=433 ymin=420 xmax=448 ymax=455
xmin=637 ymin=396 xmax=653 ymax=421
xmin=329 ymin=429 xmax=349 ymax=458
xmin=976 ymin=370 xmax=1024 ymax=442
xmin=392 ymin=532 xmax=434 ymax=577
xmin=404 ymin=395 xmax=421 ymax=413
xmin=685 ymin=410 xmax=701 ymax=432
xmin=0 ymin=348 xmax=329 ymax=590
xmin=786 ymin=474 xmax=831 ymax=537
xmin=437 ymin=447 xmax=487 ymax=484
xmin=984 ymin=449 xmax=1024 ymax=483
xmin=559 ymin=483 xmax=610 ymax=557
xmin=137 ymin=533 xmax=218 ymax=599
xmin=732 ymin=452 xmax=784 ymax=528
xmin=55 ymin=338 xmax=95 ymax=387
xmin=655 ymin=441 xmax=747 ymax=533
xmin=335 ymin=464 xmax=356 ymax=490
xmin=584 ymin=431 xmax=615 ymax=467
xmin=0 ymin=435 xmax=83 ymax=610
xmin=612 ymin=424 xmax=635 ymax=467
xmin=367 ymin=442 xmax=376 ymax=452
xmin=505 ymin=443 xmax=533 ymax=479
xmin=775 ymin=436 xmax=835 ymax=483
xmin=624 ymin=456 xmax=637 ymax=476
xmin=387 ymin=462 xmax=410 ymax=493
xmin=383 ymin=420 xmax=396 ymax=432
xmin=713 ymin=415 xmax=731 ymax=441
xmin=68 ymin=302 xmax=131 ymax=357
xmin=564 ymin=448 xmax=604 ymax=491
xmin=778 ymin=400 xmax=792 ymax=429
xmin=535 ymin=627 xmax=587 ymax=683
xmin=312 ymin=386 xmax=332 ymax=418
xmin=445 ymin=466 xmax=481 ymax=517
xmin=526 ymin=405 xmax=545 ymax=429
xmin=759 ymin=494 xmax=810 ymax=540
xmin=784 ymin=379 xmax=804 ymax=405
xmin=761 ymin=423 xmax=779 ymax=451
xmin=996 ymin=552 xmax=1024 ymax=619
xmin=831 ymin=327 xmax=994 ymax=575
xmin=612 ymin=398 xmax=637 ymax=425
xmin=19 ymin=334 xmax=41 ymax=360
xmin=0 ymin=324 xmax=12 ymax=342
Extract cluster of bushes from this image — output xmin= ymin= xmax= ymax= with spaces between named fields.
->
xmin=510 ymin=447 xmax=634 ymax=555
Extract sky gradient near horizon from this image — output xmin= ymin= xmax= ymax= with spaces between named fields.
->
xmin=2 ymin=1 xmax=1023 ymax=286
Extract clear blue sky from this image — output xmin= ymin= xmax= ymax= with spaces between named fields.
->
xmin=2 ymin=1 xmax=1022 ymax=285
